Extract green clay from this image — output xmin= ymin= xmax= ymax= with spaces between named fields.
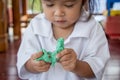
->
xmin=36 ymin=38 xmax=64 ymax=66
xmin=36 ymin=49 xmax=52 ymax=63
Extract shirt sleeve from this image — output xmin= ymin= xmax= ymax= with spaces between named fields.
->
xmin=16 ymin=23 xmax=42 ymax=79
xmin=82 ymin=21 xmax=110 ymax=80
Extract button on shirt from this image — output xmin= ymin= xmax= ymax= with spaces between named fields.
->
xmin=17 ymin=12 xmax=110 ymax=80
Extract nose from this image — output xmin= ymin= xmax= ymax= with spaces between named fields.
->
xmin=54 ymin=7 xmax=65 ymax=17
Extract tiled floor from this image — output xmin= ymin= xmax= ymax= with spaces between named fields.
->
xmin=102 ymin=59 xmax=120 ymax=80
xmin=102 ymin=39 xmax=120 ymax=80
xmin=0 ymin=40 xmax=21 ymax=80
xmin=0 ymin=28 xmax=120 ymax=80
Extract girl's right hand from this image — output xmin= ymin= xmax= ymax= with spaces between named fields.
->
xmin=25 ymin=52 xmax=51 ymax=73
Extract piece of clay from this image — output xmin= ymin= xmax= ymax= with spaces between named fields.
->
xmin=36 ymin=38 xmax=64 ymax=66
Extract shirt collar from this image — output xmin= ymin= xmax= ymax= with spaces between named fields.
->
xmin=68 ymin=10 xmax=95 ymax=38
xmin=32 ymin=13 xmax=53 ymax=37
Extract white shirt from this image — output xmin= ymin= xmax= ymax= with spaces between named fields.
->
xmin=16 ymin=12 xmax=110 ymax=80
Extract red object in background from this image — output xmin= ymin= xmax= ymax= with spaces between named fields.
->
xmin=105 ymin=16 xmax=120 ymax=39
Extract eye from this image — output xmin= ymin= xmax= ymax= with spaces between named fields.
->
xmin=65 ymin=4 xmax=74 ymax=8
xmin=64 ymin=2 xmax=74 ymax=8
xmin=46 ymin=3 xmax=54 ymax=7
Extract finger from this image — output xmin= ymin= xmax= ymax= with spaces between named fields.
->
xmin=38 ymin=61 xmax=47 ymax=66
xmin=59 ymin=54 xmax=72 ymax=62
xmin=60 ymin=60 xmax=76 ymax=71
xmin=60 ymin=60 xmax=71 ymax=66
xmin=36 ymin=63 xmax=51 ymax=72
xmin=31 ymin=52 xmax=43 ymax=60
xmin=57 ymin=49 xmax=72 ymax=58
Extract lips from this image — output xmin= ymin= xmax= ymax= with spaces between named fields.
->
xmin=56 ymin=20 xmax=66 ymax=22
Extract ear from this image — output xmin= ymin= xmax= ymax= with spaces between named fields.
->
xmin=83 ymin=0 xmax=87 ymax=5
xmin=83 ymin=0 xmax=89 ymax=11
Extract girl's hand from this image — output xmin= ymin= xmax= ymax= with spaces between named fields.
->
xmin=25 ymin=52 xmax=51 ymax=73
xmin=57 ymin=48 xmax=77 ymax=71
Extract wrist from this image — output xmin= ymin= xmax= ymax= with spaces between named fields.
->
xmin=71 ymin=59 xmax=79 ymax=73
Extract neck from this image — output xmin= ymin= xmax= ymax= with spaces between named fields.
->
xmin=52 ymin=24 xmax=74 ymax=40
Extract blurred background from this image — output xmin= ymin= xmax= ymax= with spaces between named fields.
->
xmin=0 ymin=0 xmax=120 ymax=80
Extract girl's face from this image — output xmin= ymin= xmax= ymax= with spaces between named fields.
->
xmin=41 ymin=0 xmax=83 ymax=29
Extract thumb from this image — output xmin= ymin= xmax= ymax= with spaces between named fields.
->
xmin=31 ymin=51 xmax=43 ymax=60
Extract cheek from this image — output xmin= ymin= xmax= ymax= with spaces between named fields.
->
xmin=68 ymin=5 xmax=82 ymax=21
xmin=42 ymin=5 xmax=53 ymax=20
xmin=67 ymin=13 xmax=80 ymax=22
xmin=44 ymin=10 xmax=53 ymax=21
xmin=66 ymin=9 xmax=81 ymax=20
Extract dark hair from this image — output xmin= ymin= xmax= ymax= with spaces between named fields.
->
xmin=38 ymin=0 xmax=98 ymax=20
xmin=83 ymin=0 xmax=98 ymax=21
xmin=39 ymin=0 xmax=98 ymax=13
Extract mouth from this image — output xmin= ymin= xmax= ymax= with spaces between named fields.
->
xmin=55 ymin=20 xmax=66 ymax=23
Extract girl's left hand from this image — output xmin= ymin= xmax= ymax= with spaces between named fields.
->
xmin=56 ymin=48 xmax=77 ymax=71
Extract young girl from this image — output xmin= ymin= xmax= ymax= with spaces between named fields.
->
xmin=17 ymin=0 xmax=110 ymax=80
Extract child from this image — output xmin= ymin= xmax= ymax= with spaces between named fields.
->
xmin=17 ymin=0 xmax=110 ymax=80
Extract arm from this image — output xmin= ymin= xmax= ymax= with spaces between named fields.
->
xmin=16 ymin=22 xmax=48 ymax=79
xmin=57 ymin=48 xmax=95 ymax=78
xmin=72 ymin=59 xmax=95 ymax=78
